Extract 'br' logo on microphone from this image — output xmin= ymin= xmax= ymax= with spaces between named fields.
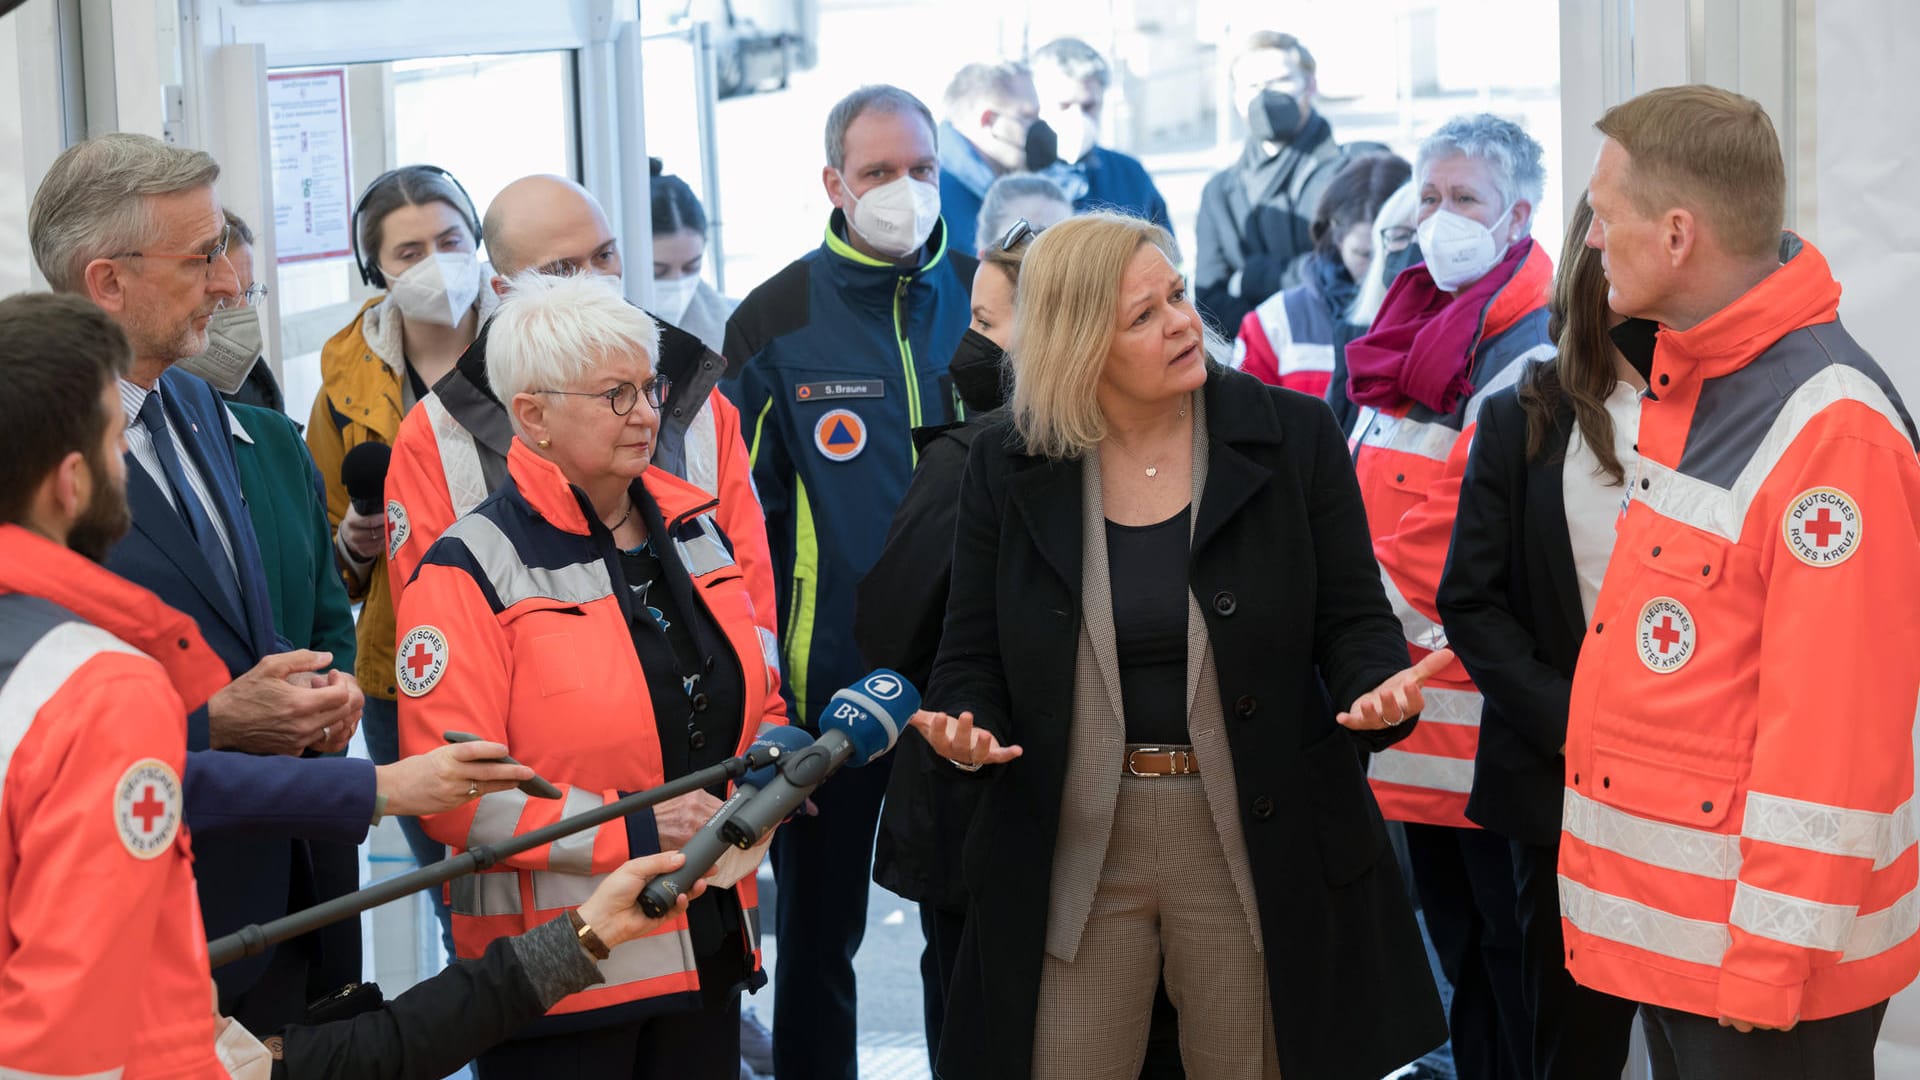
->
xmin=865 ymin=673 xmax=904 ymax=701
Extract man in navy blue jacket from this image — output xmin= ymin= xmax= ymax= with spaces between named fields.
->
xmin=1031 ymin=38 xmax=1173 ymax=238
xmin=937 ymin=62 xmax=1056 ymax=259
xmin=28 ymin=133 xmax=518 ymax=1033
xmin=723 ymin=84 xmax=973 ymax=1080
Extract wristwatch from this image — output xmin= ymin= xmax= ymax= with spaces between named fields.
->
xmin=566 ymin=908 xmax=611 ymax=960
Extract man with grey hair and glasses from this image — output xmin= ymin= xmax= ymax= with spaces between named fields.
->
xmin=722 ymin=83 xmax=973 ymax=1080
xmin=28 ymin=132 xmax=516 ymax=1033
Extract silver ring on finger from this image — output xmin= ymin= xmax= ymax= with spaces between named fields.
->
xmin=467 ymin=783 xmax=479 ymax=799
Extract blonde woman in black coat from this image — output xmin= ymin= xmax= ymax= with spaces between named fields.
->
xmin=910 ymin=212 xmax=1449 ymax=1080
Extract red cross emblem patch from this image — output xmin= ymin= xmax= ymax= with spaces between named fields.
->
xmin=1636 ymin=597 xmax=1697 ymax=674
xmin=386 ymin=499 xmax=410 ymax=562
xmin=1783 ymin=487 xmax=1861 ymax=568
xmin=397 ymin=625 xmax=450 ymax=697
xmin=115 ymin=759 xmax=181 ymax=860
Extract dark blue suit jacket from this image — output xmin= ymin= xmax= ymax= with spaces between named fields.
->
xmin=106 ymin=367 xmax=374 ymax=1002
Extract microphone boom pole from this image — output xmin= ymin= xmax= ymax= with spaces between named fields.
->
xmin=207 ymin=744 xmax=781 ymax=970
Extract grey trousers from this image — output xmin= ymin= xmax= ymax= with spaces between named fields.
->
xmin=1641 ymin=1000 xmax=1887 ymax=1080
xmin=1032 ymin=774 xmax=1281 ymax=1080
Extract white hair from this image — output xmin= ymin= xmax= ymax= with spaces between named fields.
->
xmin=1416 ymin=113 xmax=1547 ymax=227
xmin=485 ymin=271 xmax=660 ymax=424
xmin=29 ymin=133 xmax=221 ymax=293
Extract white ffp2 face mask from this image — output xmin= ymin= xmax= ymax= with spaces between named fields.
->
xmin=840 ymin=173 xmax=941 ymax=259
xmin=177 ymin=305 xmax=264 ymax=394
xmin=1050 ymin=107 xmax=1098 ymax=165
xmin=1416 ymin=207 xmax=1514 ymax=292
xmin=388 ymin=251 xmax=482 ymax=327
xmin=651 ymin=274 xmax=701 ymax=324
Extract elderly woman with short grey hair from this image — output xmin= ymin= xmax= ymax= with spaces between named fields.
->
xmin=397 ymin=270 xmax=788 ymax=1080
xmin=1340 ymin=112 xmax=1558 ymax=1080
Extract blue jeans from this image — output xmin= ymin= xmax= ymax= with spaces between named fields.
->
xmin=362 ymin=695 xmax=455 ymax=961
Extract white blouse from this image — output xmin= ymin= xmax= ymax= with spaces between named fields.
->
xmin=1562 ymin=382 xmax=1644 ymax=622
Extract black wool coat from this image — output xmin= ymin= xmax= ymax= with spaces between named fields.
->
xmin=1436 ymin=379 xmax=1594 ymax=846
xmin=927 ymin=367 xmax=1447 ymax=1079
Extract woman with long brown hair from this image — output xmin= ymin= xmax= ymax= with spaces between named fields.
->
xmin=1434 ymin=193 xmax=1647 ymax=1079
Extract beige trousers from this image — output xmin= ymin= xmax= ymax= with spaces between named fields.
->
xmin=1032 ymin=774 xmax=1283 ymax=1080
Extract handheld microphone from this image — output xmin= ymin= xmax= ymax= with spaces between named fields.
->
xmin=637 ymin=725 xmax=814 ymax=918
xmin=720 ymin=670 xmax=917 ymax=849
xmin=341 ymin=442 xmax=393 ymax=516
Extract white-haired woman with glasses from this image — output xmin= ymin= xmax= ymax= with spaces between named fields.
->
xmin=1340 ymin=112 xmax=1558 ymax=1080
xmin=397 ymin=271 xmax=788 ymax=1080
xmin=909 ymin=212 xmax=1449 ymax=1079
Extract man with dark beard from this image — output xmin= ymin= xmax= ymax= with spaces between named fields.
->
xmin=0 ymin=291 xmax=233 ymax=1078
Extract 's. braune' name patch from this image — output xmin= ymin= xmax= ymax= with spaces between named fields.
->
xmin=795 ymin=381 xmax=884 ymax=402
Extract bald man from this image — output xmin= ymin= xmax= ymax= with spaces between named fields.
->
xmin=384 ymin=177 xmax=778 ymax=670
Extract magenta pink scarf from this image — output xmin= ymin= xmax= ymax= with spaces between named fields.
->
xmin=1346 ymin=240 xmax=1536 ymax=414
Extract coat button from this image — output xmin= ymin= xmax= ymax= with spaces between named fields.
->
xmin=1641 ymin=479 xmax=1651 ymax=490
xmin=1250 ymin=795 xmax=1274 ymax=820
xmin=1234 ymin=695 xmax=1258 ymax=719
xmin=1701 ymin=565 xmax=1711 ymax=576
xmin=692 ymin=693 xmax=710 ymax=713
xmin=177 ymin=638 xmax=190 ymax=649
xmin=1594 ymin=623 xmax=1604 ymax=634
xmin=1602 ymin=776 xmax=1611 ymax=788
xmin=1701 ymin=800 xmax=1714 ymax=814
xmin=1395 ymin=473 xmax=1405 ymax=483
xmin=1651 ymin=546 xmax=1662 ymax=557
xmin=1659 ymin=374 xmax=1670 ymax=386
xmin=1573 ymin=773 xmax=1580 ymax=785
xmin=1212 ymin=591 xmax=1237 ymax=616
xmin=688 ymin=730 xmax=708 ymax=751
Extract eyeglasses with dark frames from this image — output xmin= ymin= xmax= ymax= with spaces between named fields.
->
xmin=534 ymin=376 xmax=671 ymax=416
xmin=1379 ymin=224 xmax=1418 ymax=252
xmin=112 ymin=223 xmax=232 ymax=274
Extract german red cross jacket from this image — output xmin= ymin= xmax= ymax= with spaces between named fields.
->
xmin=0 ymin=525 xmax=230 ymax=1078
xmin=1559 ymin=236 xmax=1920 ymax=1027
xmin=397 ymin=442 xmax=784 ymax=1023
xmin=1350 ymin=243 xmax=1555 ymax=828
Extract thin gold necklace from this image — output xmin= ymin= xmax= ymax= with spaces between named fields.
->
xmin=1104 ymin=403 xmax=1188 ymax=479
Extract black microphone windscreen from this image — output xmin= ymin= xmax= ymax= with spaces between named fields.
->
xmin=341 ymin=442 xmax=393 ymax=511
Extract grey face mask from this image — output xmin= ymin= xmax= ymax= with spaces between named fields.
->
xmin=177 ymin=305 xmax=263 ymax=394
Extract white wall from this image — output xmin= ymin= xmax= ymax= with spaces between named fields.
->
xmin=1813 ymin=0 xmax=1920 ymax=399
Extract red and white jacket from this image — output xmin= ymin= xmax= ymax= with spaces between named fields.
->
xmin=1348 ymin=244 xmax=1555 ymax=828
xmin=1560 ymin=237 xmax=1920 ymax=1026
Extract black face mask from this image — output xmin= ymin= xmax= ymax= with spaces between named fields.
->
xmin=949 ymin=328 xmax=1009 ymax=413
xmin=1247 ymin=89 xmax=1304 ymax=143
xmin=1380 ymin=240 xmax=1423 ymax=287
xmin=1023 ymin=118 xmax=1059 ymax=172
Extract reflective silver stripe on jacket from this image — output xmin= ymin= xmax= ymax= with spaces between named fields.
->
xmin=450 ymin=873 xmax=524 ymax=916
xmin=0 ymin=621 xmax=144 ymax=802
xmin=674 ymin=513 xmax=737 ymax=578
xmin=1367 ymin=747 xmax=1474 ymax=794
xmin=1635 ymin=365 xmax=1910 ymax=542
xmin=546 ymin=787 xmax=607 ymax=875
xmin=439 ymin=512 xmax=614 ymax=609
xmin=423 ymin=393 xmax=491 ymax=519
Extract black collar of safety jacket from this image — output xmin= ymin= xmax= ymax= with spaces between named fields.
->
xmin=435 ymin=296 xmax=730 ymax=465
xmin=1610 ymin=317 xmax=1662 ymax=398
xmin=817 ymin=208 xmax=956 ymax=302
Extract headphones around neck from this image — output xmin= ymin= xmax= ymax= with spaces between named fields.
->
xmin=349 ymin=164 xmax=484 ymax=289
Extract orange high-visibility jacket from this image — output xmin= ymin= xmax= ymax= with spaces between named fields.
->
xmin=398 ymin=442 xmax=784 ymax=1020
xmin=384 ymin=375 xmax=781 ymax=681
xmin=1355 ymin=249 xmax=1554 ymax=828
xmin=0 ymin=525 xmax=230 ymax=1079
xmin=1560 ymin=237 xmax=1920 ymax=1028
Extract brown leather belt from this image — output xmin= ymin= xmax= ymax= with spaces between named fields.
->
xmin=1124 ymin=745 xmax=1198 ymax=776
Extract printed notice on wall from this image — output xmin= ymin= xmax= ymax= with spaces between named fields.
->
xmin=268 ymin=70 xmax=352 ymax=263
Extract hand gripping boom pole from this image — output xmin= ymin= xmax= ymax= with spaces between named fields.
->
xmin=206 ymin=743 xmax=784 ymax=969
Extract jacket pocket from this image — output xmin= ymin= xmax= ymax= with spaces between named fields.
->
xmin=1631 ymin=522 xmax=1729 ymax=590
xmin=526 ymin=633 xmax=586 ymax=698
xmin=1589 ymin=743 xmax=1736 ymax=830
xmin=1304 ymin=727 xmax=1389 ymax=886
